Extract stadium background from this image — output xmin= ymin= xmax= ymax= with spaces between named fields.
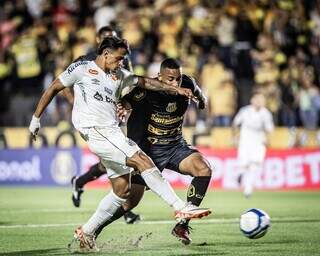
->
xmin=0 ymin=0 xmax=319 ymax=190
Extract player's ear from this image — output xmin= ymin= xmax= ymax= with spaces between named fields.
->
xmin=103 ymin=49 xmax=110 ymax=56
xmin=158 ymin=72 xmax=162 ymax=81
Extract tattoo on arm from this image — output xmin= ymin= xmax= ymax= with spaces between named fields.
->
xmin=136 ymin=77 xmax=178 ymax=94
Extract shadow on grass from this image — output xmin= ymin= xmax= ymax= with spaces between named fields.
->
xmin=0 ymin=248 xmax=68 ymax=256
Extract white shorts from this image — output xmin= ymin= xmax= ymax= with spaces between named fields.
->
xmin=83 ymin=126 xmax=140 ymax=178
xmin=237 ymin=143 xmax=266 ymax=167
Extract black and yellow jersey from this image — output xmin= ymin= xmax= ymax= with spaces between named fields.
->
xmin=124 ymin=74 xmax=199 ymax=149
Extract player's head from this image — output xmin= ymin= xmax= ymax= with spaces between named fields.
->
xmin=97 ymin=26 xmax=117 ymax=44
xmin=97 ymin=37 xmax=129 ymax=72
xmin=158 ymin=58 xmax=182 ymax=87
xmin=250 ymin=91 xmax=266 ymax=110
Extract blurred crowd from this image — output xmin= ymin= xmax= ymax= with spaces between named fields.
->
xmin=1 ymin=0 xmax=320 ymax=130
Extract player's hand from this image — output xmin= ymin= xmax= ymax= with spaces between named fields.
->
xmin=116 ymin=103 xmax=129 ymax=122
xmin=196 ymin=95 xmax=207 ymax=109
xmin=29 ymin=115 xmax=40 ymax=141
xmin=176 ymin=87 xmax=196 ymax=100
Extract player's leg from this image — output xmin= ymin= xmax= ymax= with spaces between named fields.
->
xmin=126 ymin=150 xmax=211 ymax=219
xmin=242 ymin=162 xmax=260 ymax=198
xmin=71 ymin=160 xmax=141 ymax=224
xmin=71 ymin=162 xmax=106 ymax=207
xmin=171 ymin=151 xmax=212 ymax=245
xmin=241 ymin=144 xmax=265 ymax=198
xmin=71 ymin=174 xmax=130 ymax=252
xmin=94 ymin=181 xmax=146 ymax=238
xmin=70 ymin=127 xmax=134 ymax=251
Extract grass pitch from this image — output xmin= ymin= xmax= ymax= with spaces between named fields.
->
xmin=0 ymin=187 xmax=319 ymax=256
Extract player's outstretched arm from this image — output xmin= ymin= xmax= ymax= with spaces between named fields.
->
xmin=29 ymin=78 xmax=66 ymax=140
xmin=136 ymin=77 xmax=195 ymax=99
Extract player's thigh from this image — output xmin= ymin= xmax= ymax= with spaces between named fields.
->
xmin=178 ymin=152 xmax=212 ymax=177
xmin=87 ymin=127 xmax=138 ymax=178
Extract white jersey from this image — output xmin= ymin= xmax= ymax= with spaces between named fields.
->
xmin=233 ymin=105 xmax=274 ymax=147
xmin=58 ymin=60 xmax=137 ymax=130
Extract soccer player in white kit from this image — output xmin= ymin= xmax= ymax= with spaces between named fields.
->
xmin=28 ymin=37 xmax=211 ymax=251
xmin=232 ymin=92 xmax=274 ymax=198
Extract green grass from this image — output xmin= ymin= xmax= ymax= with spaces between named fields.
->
xmin=0 ymin=187 xmax=319 ymax=256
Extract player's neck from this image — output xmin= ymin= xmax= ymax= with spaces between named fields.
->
xmin=94 ymin=56 xmax=111 ymax=73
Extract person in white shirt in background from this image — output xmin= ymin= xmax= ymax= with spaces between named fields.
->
xmin=232 ymin=92 xmax=274 ymax=198
xmin=28 ymin=37 xmax=211 ymax=252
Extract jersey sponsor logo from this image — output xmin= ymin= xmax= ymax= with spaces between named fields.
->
xmin=67 ymin=61 xmax=87 ymax=74
xmin=150 ymin=114 xmax=183 ymax=125
xmin=91 ymin=78 xmax=100 ymax=85
xmin=94 ymin=92 xmax=103 ymax=101
xmin=147 ymin=124 xmax=182 ymax=135
xmin=93 ymin=91 xmax=116 ymax=105
xmin=166 ymin=102 xmax=177 ymax=113
xmin=89 ymin=69 xmax=98 ymax=75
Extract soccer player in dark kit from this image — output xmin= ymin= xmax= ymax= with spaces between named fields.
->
xmin=75 ymin=58 xmax=213 ymax=245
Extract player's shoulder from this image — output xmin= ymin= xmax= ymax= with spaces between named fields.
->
xmin=261 ymin=107 xmax=273 ymax=117
xmin=66 ymin=60 xmax=91 ymax=75
xmin=239 ymin=105 xmax=251 ymax=113
xmin=181 ymin=74 xmax=197 ymax=89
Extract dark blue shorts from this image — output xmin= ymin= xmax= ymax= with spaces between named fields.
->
xmin=131 ymin=140 xmax=198 ymax=186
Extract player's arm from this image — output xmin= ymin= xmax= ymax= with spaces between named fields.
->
xmin=60 ymin=87 xmax=74 ymax=105
xmin=135 ymin=77 xmax=194 ymax=99
xmin=29 ymin=78 xmax=67 ymax=140
xmin=190 ymin=77 xmax=207 ymax=109
xmin=29 ymin=61 xmax=81 ymax=140
xmin=231 ymin=109 xmax=243 ymax=145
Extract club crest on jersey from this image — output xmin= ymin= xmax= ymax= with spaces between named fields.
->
xmin=133 ymin=91 xmax=146 ymax=101
xmin=89 ymin=69 xmax=98 ymax=75
xmin=166 ymin=102 xmax=177 ymax=113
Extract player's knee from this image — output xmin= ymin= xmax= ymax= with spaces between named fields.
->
xmin=98 ymin=162 xmax=106 ymax=172
xmin=113 ymin=185 xmax=131 ymax=199
xmin=194 ymin=161 xmax=212 ymax=177
xmin=127 ymin=151 xmax=154 ymax=171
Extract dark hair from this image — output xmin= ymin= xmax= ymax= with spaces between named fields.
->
xmin=97 ymin=26 xmax=117 ymax=37
xmin=160 ymin=58 xmax=181 ymax=70
xmin=97 ymin=37 xmax=130 ymax=55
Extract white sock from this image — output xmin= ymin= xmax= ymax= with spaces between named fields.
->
xmin=243 ymin=164 xmax=256 ymax=197
xmin=82 ymin=190 xmax=126 ymax=235
xmin=141 ymin=167 xmax=185 ymax=211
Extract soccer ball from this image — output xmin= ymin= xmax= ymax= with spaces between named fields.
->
xmin=239 ymin=208 xmax=270 ymax=239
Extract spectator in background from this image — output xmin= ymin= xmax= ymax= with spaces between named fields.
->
xmin=279 ymin=70 xmax=298 ymax=127
xmin=8 ymin=23 xmax=44 ymax=126
xmin=209 ymin=72 xmax=237 ymax=127
xmin=298 ymin=68 xmax=320 ymax=130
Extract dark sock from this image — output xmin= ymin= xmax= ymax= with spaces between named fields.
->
xmin=76 ymin=163 xmax=105 ymax=188
xmin=187 ymin=176 xmax=211 ymax=206
xmin=95 ymin=206 xmax=127 ymax=238
xmin=184 ymin=176 xmax=211 ymax=225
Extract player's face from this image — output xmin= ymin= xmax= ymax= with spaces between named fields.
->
xmin=158 ymin=68 xmax=182 ymax=87
xmin=103 ymin=48 xmax=127 ymax=72
xmin=251 ymin=94 xmax=266 ymax=109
